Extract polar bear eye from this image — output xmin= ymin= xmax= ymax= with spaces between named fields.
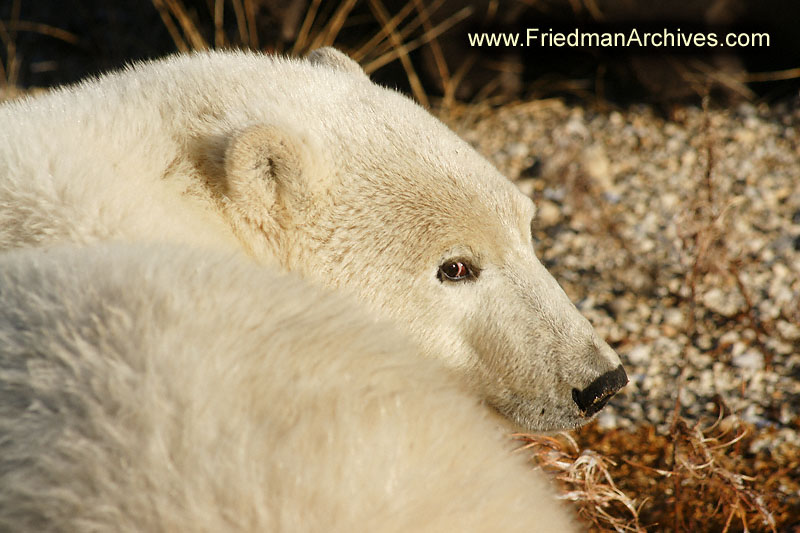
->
xmin=437 ymin=260 xmax=474 ymax=282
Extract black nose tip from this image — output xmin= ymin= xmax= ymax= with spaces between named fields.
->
xmin=572 ymin=364 xmax=628 ymax=417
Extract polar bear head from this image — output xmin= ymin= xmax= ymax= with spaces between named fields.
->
xmin=213 ymin=48 xmax=626 ymax=432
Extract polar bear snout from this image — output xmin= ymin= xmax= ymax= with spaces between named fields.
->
xmin=572 ymin=364 xmax=628 ymax=417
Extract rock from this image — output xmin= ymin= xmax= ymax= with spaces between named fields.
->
xmin=732 ymin=349 xmax=764 ymax=370
xmin=506 ymin=141 xmax=528 ymax=159
xmin=537 ymin=200 xmax=561 ymax=227
xmin=776 ymin=320 xmax=800 ymax=341
xmin=702 ymin=287 xmax=746 ymax=317
xmin=627 ymin=344 xmax=652 ymax=365
xmin=582 ymin=144 xmax=613 ymax=191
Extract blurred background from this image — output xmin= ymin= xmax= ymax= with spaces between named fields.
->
xmin=2 ymin=0 xmax=799 ymax=109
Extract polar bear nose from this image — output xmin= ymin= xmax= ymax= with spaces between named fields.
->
xmin=572 ymin=365 xmax=628 ymax=417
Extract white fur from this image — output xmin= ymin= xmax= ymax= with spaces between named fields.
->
xmin=0 ymin=244 xmax=575 ymax=532
xmin=0 ymin=48 xmax=626 ymax=530
xmin=0 ymin=48 xmax=623 ymax=431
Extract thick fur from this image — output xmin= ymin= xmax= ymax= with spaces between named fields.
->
xmin=0 ymin=48 xmax=627 ymax=530
xmin=0 ymin=48 xmax=623 ymax=431
xmin=0 ymin=245 xmax=575 ymax=532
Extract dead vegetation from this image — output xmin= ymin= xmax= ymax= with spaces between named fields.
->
xmin=521 ymin=415 xmax=797 ymax=533
xmin=146 ymin=0 xmax=473 ymax=109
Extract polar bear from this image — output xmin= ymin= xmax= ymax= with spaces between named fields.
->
xmin=0 ymin=243 xmax=582 ymax=532
xmin=0 ymin=47 xmax=626 ymax=433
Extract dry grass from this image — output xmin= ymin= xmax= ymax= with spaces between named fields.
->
xmin=518 ymin=414 xmax=782 ymax=532
xmin=0 ymin=0 xmax=80 ymax=98
xmin=146 ymin=0 xmax=472 ymax=109
xmin=516 ymin=431 xmax=644 ymax=532
xmin=521 ymin=415 xmax=797 ymax=532
xmin=0 ymin=0 xmax=21 ymax=91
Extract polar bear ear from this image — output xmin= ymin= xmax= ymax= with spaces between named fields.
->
xmin=223 ymin=124 xmax=304 ymax=223
xmin=308 ymin=47 xmax=367 ymax=78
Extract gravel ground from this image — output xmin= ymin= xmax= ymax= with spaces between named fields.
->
xmin=447 ymin=99 xmax=800 ymax=448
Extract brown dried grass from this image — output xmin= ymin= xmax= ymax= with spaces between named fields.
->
xmin=521 ymin=414 xmax=797 ymax=532
xmin=146 ymin=0 xmax=472 ymax=109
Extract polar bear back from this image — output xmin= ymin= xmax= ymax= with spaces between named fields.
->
xmin=0 ymin=244 xmax=575 ymax=532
